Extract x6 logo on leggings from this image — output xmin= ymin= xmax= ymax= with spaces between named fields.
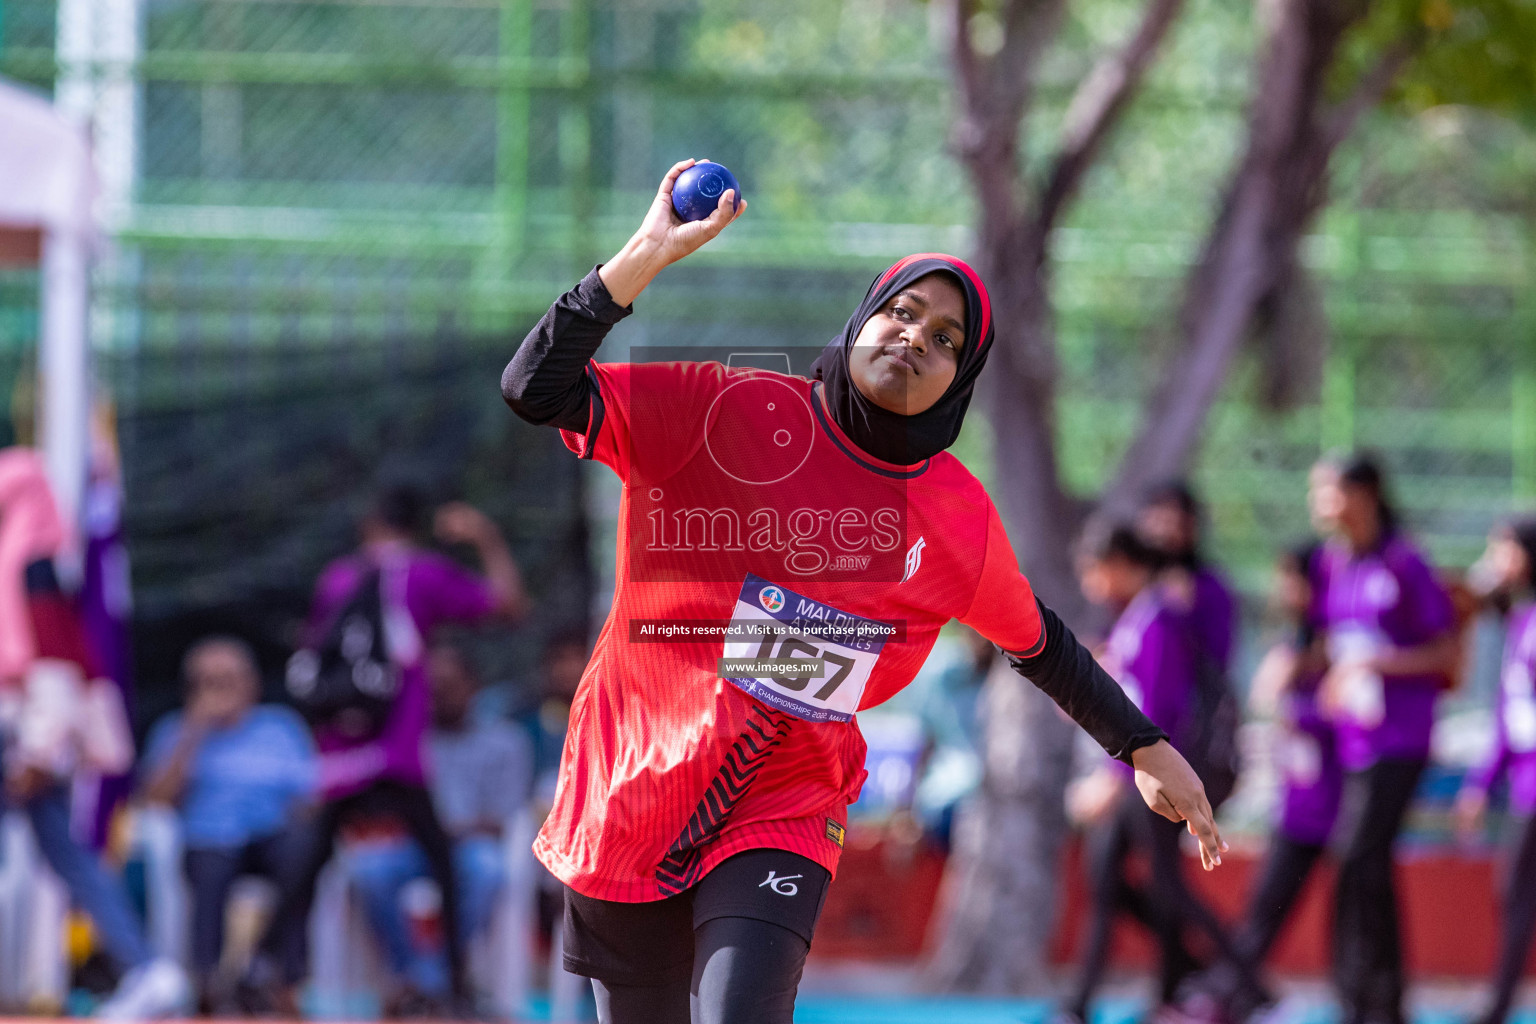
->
xmin=759 ymin=871 xmax=803 ymax=896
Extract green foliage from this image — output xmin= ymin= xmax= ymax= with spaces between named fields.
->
xmin=1353 ymin=0 xmax=1536 ymax=117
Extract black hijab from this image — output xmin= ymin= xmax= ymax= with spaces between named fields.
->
xmin=810 ymin=253 xmax=995 ymax=466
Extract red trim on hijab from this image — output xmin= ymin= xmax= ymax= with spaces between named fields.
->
xmin=874 ymin=252 xmax=991 ymax=351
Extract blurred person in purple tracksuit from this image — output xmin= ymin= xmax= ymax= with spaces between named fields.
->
xmin=1182 ymin=541 xmax=1341 ymax=1023
xmin=1065 ymin=525 xmax=1260 ymax=1024
xmin=1456 ymin=518 xmax=1536 ymax=1024
xmin=1137 ymin=480 xmax=1238 ymax=677
xmin=1309 ymin=453 xmax=1457 ymax=1024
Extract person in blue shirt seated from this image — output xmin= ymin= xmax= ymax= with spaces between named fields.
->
xmin=140 ymin=636 xmax=316 ymax=1009
xmin=344 ymin=641 xmax=534 ymax=1015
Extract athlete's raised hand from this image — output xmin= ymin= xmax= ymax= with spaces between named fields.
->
xmin=1130 ymin=740 xmax=1228 ymax=871
xmin=641 ymin=158 xmax=745 ymax=265
xmin=599 ymin=159 xmax=747 ymax=307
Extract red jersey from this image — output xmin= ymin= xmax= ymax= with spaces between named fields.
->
xmin=534 ymin=360 xmax=1044 ymax=901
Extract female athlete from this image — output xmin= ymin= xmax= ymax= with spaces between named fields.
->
xmin=1309 ymin=452 xmax=1457 ymax=1024
xmin=1457 ymin=518 xmax=1536 ymax=1024
xmin=502 ymin=159 xmax=1225 ymax=1024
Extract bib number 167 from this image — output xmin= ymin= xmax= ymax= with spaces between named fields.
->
xmin=749 ymin=631 xmax=855 ymax=700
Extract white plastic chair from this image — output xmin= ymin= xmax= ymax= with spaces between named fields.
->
xmin=307 ymin=855 xmax=387 ymax=1019
xmin=134 ymin=804 xmax=189 ymax=966
xmin=306 ymin=806 xmax=546 ymax=1020
xmin=0 ymin=809 xmax=69 ymax=1010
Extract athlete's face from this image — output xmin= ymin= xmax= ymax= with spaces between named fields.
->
xmin=1078 ymin=553 xmax=1148 ymax=609
xmin=849 ymin=273 xmax=966 ymax=417
xmin=1137 ymin=501 xmax=1195 ymax=558
xmin=1475 ymin=530 xmax=1530 ymax=596
xmin=1307 ymin=464 xmax=1377 ymax=544
xmin=1273 ymin=555 xmax=1313 ymax=621
xmin=429 ymin=647 xmax=476 ymax=729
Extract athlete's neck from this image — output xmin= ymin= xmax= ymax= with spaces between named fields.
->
xmin=811 ymin=382 xmax=928 ymax=472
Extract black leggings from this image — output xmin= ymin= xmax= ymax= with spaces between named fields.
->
xmin=592 ymin=916 xmax=807 ymax=1024
xmin=1071 ymin=789 xmax=1265 ymax=1018
xmin=1479 ymin=811 xmax=1536 ymax=1024
xmin=1332 ymin=759 xmax=1425 ymax=1024
xmin=1196 ymin=834 xmax=1325 ymax=1017
xmin=565 ymin=848 xmax=829 ymax=1024
xmin=254 ymin=780 xmax=464 ymax=996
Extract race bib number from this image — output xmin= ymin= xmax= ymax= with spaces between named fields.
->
xmin=720 ymin=574 xmax=892 ymax=723
xmin=1280 ymin=729 xmax=1323 ymax=786
xmin=1508 ymin=699 xmax=1536 ymax=753
xmin=1327 ymin=625 xmax=1386 ymax=727
xmin=1506 ymin=663 xmax=1536 ymax=752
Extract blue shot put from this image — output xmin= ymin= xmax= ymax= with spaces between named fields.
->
xmin=671 ymin=161 xmax=742 ymax=222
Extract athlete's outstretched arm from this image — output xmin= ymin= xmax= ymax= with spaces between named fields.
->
xmin=501 ymin=159 xmax=744 ymax=429
xmin=1006 ymin=600 xmax=1227 ymax=870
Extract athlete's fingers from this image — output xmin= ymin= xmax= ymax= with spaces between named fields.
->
xmin=657 ymin=159 xmax=696 ymax=199
xmin=689 ymin=189 xmax=737 ymax=241
xmin=712 ymin=189 xmax=738 ymax=228
xmin=1181 ymin=792 xmax=1225 ymax=871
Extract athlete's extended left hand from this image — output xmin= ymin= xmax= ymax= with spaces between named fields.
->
xmin=1130 ymin=740 xmax=1228 ymax=871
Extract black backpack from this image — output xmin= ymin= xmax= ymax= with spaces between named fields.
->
xmin=286 ymin=568 xmax=403 ymax=739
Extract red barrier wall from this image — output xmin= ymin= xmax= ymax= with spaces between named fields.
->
xmin=813 ymin=834 xmax=1521 ymax=979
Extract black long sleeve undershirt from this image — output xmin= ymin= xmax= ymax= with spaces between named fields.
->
xmin=1007 ymin=600 xmax=1169 ymax=766
xmin=503 ymin=275 xmax=1169 ymax=766
xmin=501 ymin=267 xmax=629 ymax=432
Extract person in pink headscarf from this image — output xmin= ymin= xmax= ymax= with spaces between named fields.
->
xmin=0 ymin=447 xmax=189 ymax=1020
xmin=0 ymin=447 xmax=68 ymax=679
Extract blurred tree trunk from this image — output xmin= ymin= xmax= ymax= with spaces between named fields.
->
xmin=926 ymin=0 xmax=1187 ymax=991
xmin=929 ymin=0 xmax=1420 ymax=993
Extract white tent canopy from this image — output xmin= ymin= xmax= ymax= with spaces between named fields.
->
xmin=0 ymin=79 xmax=95 ymax=239
xmin=0 ymin=76 xmax=97 ymax=528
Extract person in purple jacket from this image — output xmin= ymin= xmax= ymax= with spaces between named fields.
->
xmin=1137 ymin=479 xmax=1238 ymax=676
xmin=1455 ymin=518 xmax=1536 ymax=1024
xmin=1185 ymin=541 xmax=1341 ymax=1022
xmin=1309 ymin=453 xmax=1457 ymax=1024
xmin=1067 ymin=525 xmax=1259 ymax=1024
xmin=240 ymin=484 xmax=528 ymax=1010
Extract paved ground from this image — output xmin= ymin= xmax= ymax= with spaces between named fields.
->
xmin=495 ymin=966 xmax=1534 ymax=1023
xmin=790 ymin=962 xmax=1526 ymax=1024
xmin=21 ymin=968 xmax=1526 ymax=1021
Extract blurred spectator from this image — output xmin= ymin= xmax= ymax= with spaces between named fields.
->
xmin=525 ymin=629 xmax=588 ymax=813
xmin=1309 ymin=452 xmax=1457 ymax=1024
xmin=1065 ymin=525 xmax=1260 ymax=1024
xmin=0 ymin=448 xmax=187 ymax=1021
xmin=1184 ymin=541 xmax=1338 ymax=1022
xmin=878 ymin=624 xmax=994 ymax=849
xmin=139 ymin=636 xmax=314 ymax=1009
xmin=345 ymin=642 xmax=533 ymax=1013
xmin=519 ymin=629 xmax=589 ymax=952
xmin=1137 ymin=479 xmax=1238 ymax=675
xmin=240 ymin=486 xmax=526 ymax=1010
xmin=1456 ymin=518 xmax=1536 ymax=1024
